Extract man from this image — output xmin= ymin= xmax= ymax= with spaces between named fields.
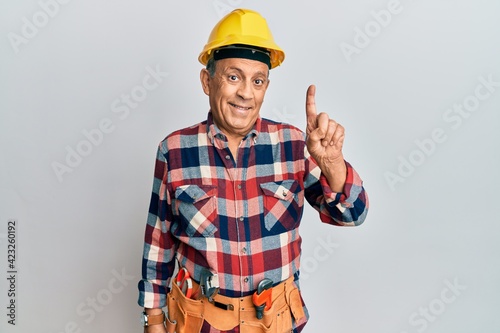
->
xmin=138 ymin=8 xmax=368 ymax=333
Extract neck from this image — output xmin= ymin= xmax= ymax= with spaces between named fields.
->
xmin=226 ymin=136 xmax=241 ymax=159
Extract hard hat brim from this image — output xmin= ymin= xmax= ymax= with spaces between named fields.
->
xmin=199 ymin=37 xmax=285 ymax=69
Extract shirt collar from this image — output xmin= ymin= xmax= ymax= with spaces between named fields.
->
xmin=206 ymin=111 xmax=261 ymax=145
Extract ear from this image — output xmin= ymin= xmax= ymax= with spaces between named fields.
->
xmin=200 ymin=68 xmax=210 ymax=96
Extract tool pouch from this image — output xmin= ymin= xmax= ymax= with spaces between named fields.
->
xmin=285 ymin=282 xmax=306 ymax=327
xmin=165 ymin=315 xmax=177 ymax=333
xmin=240 ymin=289 xmax=291 ymax=333
xmin=239 ymin=280 xmax=305 ymax=333
xmin=166 ymin=276 xmax=306 ymax=333
xmin=166 ymin=282 xmax=204 ymax=333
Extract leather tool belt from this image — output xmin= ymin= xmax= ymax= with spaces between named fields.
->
xmin=165 ymin=276 xmax=306 ymax=333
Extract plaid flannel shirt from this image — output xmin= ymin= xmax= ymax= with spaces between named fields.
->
xmin=138 ymin=113 xmax=368 ymax=311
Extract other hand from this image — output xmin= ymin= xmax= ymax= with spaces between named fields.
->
xmin=305 ymin=85 xmax=345 ymax=166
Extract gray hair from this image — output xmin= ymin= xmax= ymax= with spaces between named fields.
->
xmin=206 ymin=57 xmax=217 ymax=77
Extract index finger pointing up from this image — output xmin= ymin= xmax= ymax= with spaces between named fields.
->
xmin=306 ymin=84 xmax=317 ymax=132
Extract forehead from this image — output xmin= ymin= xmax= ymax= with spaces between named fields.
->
xmin=215 ymin=58 xmax=269 ymax=76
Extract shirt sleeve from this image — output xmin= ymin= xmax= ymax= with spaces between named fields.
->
xmin=304 ymin=147 xmax=369 ymax=226
xmin=137 ymin=143 xmax=178 ymax=308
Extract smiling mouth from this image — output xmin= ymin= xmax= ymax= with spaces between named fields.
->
xmin=229 ymin=103 xmax=252 ymax=111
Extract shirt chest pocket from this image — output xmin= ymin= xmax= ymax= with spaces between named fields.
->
xmin=260 ymin=180 xmax=303 ymax=232
xmin=173 ymin=184 xmax=218 ymax=237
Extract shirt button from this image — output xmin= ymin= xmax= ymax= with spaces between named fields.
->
xmin=244 ymin=277 xmax=249 ymax=283
xmin=237 ymin=184 xmax=242 ymax=190
xmin=241 ymin=247 xmax=247 ymax=254
xmin=239 ymin=216 xmax=244 ymax=222
xmin=225 ymin=155 xmax=230 ymax=160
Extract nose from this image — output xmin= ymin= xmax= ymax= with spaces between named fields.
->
xmin=236 ymin=80 xmax=252 ymax=100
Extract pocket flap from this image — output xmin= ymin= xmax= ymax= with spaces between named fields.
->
xmin=260 ymin=180 xmax=299 ymax=200
xmin=175 ymin=184 xmax=217 ymax=203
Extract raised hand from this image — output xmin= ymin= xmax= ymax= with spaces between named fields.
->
xmin=305 ymin=85 xmax=347 ymax=192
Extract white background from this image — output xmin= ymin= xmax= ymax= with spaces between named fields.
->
xmin=1 ymin=0 xmax=499 ymax=332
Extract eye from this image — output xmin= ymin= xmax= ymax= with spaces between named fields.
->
xmin=254 ymin=78 xmax=267 ymax=86
xmin=228 ymin=75 xmax=239 ymax=81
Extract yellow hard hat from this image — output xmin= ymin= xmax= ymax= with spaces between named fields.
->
xmin=199 ymin=9 xmax=285 ymax=69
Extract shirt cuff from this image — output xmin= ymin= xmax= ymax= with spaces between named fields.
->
xmin=137 ymin=279 xmax=169 ymax=309
xmin=319 ymin=161 xmax=362 ymax=209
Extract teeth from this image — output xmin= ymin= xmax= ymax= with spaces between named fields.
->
xmin=231 ymin=103 xmax=250 ymax=110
